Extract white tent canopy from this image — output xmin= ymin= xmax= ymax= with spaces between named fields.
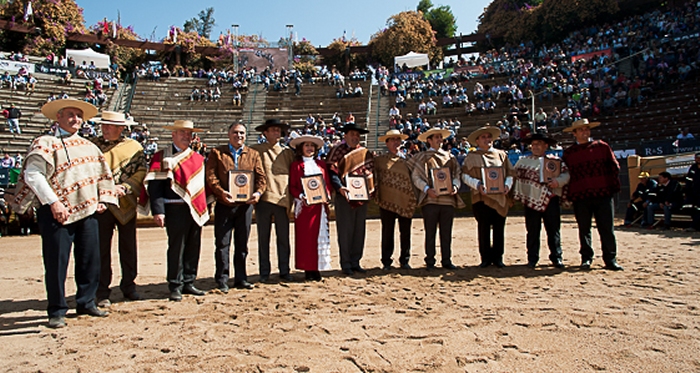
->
xmin=394 ymin=51 xmax=430 ymax=69
xmin=65 ymin=48 xmax=111 ymax=69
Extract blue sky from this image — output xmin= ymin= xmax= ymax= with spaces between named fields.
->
xmin=76 ymin=0 xmax=493 ymax=47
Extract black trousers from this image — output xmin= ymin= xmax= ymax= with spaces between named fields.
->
xmin=334 ymin=196 xmax=368 ymax=270
xmin=573 ymin=196 xmax=617 ymax=264
xmin=472 ymin=202 xmax=507 ymax=265
xmin=96 ymin=210 xmax=138 ymax=299
xmin=164 ymin=204 xmax=202 ymax=292
xmin=255 ymin=201 xmax=291 ymax=277
xmin=379 ymin=208 xmax=412 ymax=267
xmin=421 ymin=204 xmax=454 ymax=267
xmin=524 ymin=196 xmax=562 ymax=264
xmin=37 ymin=205 xmax=100 ymax=318
xmin=624 ymin=201 xmax=644 ymax=224
xmin=214 ymin=202 xmax=252 ymax=285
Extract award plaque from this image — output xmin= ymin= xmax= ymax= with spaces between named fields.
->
xmin=228 ymin=170 xmax=254 ymax=202
xmin=540 ymin=158 xmax=561 ymax=183
xmin=302 ymin=174 xmax=328 ymax=205
xmin=430 ymin=167 xmax=453 ymax=196
xmin=345 ymin=175 xmax=369 ymax=201
xmin=481 ymin=167 xmax=505 ymax=194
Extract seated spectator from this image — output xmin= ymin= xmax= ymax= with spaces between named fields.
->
xmin=62 ymin=72 xmax=72 ymax=85
xmin=96 ymin=90 xmax=108 ymax=106
xmin=417 ymin=100 xmax=427 ymax=115
xmin=109 ymin=76 xmax=119 ymax=90
xmin=677 ymin=127 xmax=695 ymax=140
xmin=389 ymin=105 xmax=400 ymax=119
xmin=232 ymin=90 xmax=242 ymax=106
xmin=212 ymin=87 xmax=221 ymax=101
xmin=0 ymin=71 xmax=12 ymax=89
xmin=643 ymin=172 xmax=684 ymax=229
xmin=426 ymin=98 xmax=437 ymax=115
xmin=353 ymin=83 xmax=363 ymax=97
xmin=190 ymin=87 xmax=201 ymax=101
xmin=25 ymin=74 xmax=36 ymax=94
xmin=396 ymin=93 xmax=406 ymax=108
xmin=345 ymin=112 xmax=355 ymax=124
xmin=624 ymin=172 xmax=657 ymax=226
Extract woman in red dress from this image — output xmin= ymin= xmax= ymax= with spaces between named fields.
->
xmin=289 ymin=135 xmax=332 ymax=281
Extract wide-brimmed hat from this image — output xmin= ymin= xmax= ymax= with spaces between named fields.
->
xmin=161 ymin=120 xmax=204 ymax=132
xmin=563 ymin=118 xmax=600 ymax=133
xmin=467 ymin=126 xmax=501 ymax=145
xmin=340 ymin=122 xmax=369 ymax=134
xmin=290 ymin=135 xmax=324 ymax=149
xmin=638 ymin=171 xmax=651 ymax=179
xmin=522 ymin=132 xmax=557 ymax=146
xmin=41 ymin=98 xmax=98 ymax=121
xmin=418 ymin=127 xmax=451 ymax=142
xmin=92 ymin=111 xmax=138 ymax=126
xmin=255 ymin=118 xmax=290 ymax=132
xmin=379 ymin=129 xmax=408 ymax=142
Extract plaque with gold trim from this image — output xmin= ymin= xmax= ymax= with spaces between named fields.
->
xmin=302 ymin=174 xmax=328 ymax=205
xmin=228 ymin=170 xmax=254 ymax=202
xmin=539 ymin=157 xmax=561 ymax=183
xmin=345 ymin=175 xmax=369 ymax=201
xmin=430 ymin=167 xmax=452 ymax=196
xmin=481 ymin=167 xmax=505 ymax=194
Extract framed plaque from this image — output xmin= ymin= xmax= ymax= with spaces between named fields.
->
xmin=481 ymin=167 xmax=505 ymax=194
xmin=345 ymin=175 xmax=369 ymax=201
xmin=540 ymin=158 xmax=561 ymax=183
xmin=228 ymin=170 xmax=254 ymax=202
xmin=302 ymin=174 xmax=328 ymax=205
xmin=430 ymin=167 xmax=452 ymax=196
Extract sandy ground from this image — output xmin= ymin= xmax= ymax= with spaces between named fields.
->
xmin=0 ymin=215 xmax=699 ymax=373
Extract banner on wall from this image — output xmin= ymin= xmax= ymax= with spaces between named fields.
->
xmin=570 ymin=48 xmax=612 ymax=63
xmin=237 ymin=48 xmax=289 ymax=71
xmin=0 ymin=60 xmax=34 ymax=73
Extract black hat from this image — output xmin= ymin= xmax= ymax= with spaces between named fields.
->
xmin=340 ymin=122 xmax=369 ymax=134
xmin=255 ymin=118 xmax=289 ymax=132
xmin=522 ymin=132 xmax=557 ymax=146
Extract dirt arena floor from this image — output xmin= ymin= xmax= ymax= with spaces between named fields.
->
xmin=0 ymin=215 xmax=698 ymax=372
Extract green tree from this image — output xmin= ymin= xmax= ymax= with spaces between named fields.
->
xmin=183 ymin=7 xmax=216 ymax=39
xmin=417 ymin=0 xmax=457 ymax=39
xmin=369 ymin=10 xmax=440 ymax=68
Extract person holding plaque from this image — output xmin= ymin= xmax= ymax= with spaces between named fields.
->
xmin=288 ymin=135 xmax=333 ymax=281
xmin=562 ymin=118 xmax=623 ymax=270
xmin=325 ymin=122 xmax=374 ymax=275
xmin=139 ymin=120 xmax=210 ymax=301
xmin=92 ymin=111 xmax=147 ymax=307
xmin=250 ymin=119 xmax=295 ymax=283
xmin=513 ymin=133 xmax=570 ymax=268
xmin=374 ymin=129 xmax=418 ymax=270
xmin=461 ymin=126 xmax=515 ymax=268
xmin=205 ymin=122 xmax=267 ymax=292
xmin=407 ymin=127 xmax=465 ymax=270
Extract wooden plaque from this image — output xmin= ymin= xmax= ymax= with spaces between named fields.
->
xmin=302 ymin=174 xmax=328 ymax=205
xmin=345 ymin=175 xmax=369 ymax=201
xmin=540 ymin=158 xmax=561 ymax=183
xmin=430 ymin=167 xmax=452 ymax=196
xmin=228 ymin=170 xmax=254 ymax=202
xmin=481 ymin=167 xmax=505 ymax=194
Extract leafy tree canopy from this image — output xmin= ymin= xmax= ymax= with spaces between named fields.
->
xmin=369 ymin=10 xmax=441 ymax=68
xmin=417 ymin=0 xmax=457 ymax=39
xmin=478 ymin=0 xmax=625 ymax=47
xmin=183 ymin=7 xmax=215 ymax=40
